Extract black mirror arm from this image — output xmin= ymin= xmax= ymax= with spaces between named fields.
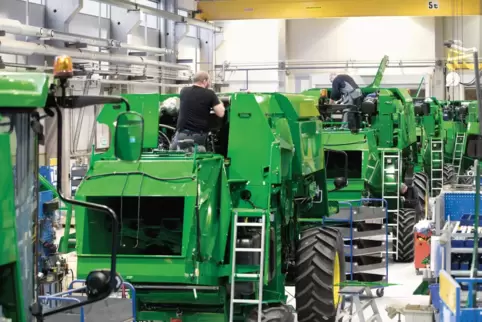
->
xmin=45 ymin=94 xmax=131 ymax=111
xmin=31 ymin=104 xmax=119 ymax=319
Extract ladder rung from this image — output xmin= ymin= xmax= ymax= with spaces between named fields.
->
xmin=232 ymin=208 xmax=266 ymax=217
xmin=236 ymin=222 xmax=263 ymax=227
xmin=235 ymin=273 xmax=259 ymax=279
xmin=383 ymin=182 xmax=398 ymax=185
xmin=235 ymin=248 xmax=263 ymax=253
xmin=367 ymin=314 xmax=381 ymax=322
xmin=232 ymin=299 xmax=260 ymax=304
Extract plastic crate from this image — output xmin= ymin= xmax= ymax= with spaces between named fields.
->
xmin=429 ymin=284 xmax=440 ymax=311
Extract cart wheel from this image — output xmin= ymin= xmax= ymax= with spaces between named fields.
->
xmin=376 ymin=288 xmax=384 ymax=298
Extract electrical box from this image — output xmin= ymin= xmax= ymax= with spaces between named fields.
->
xmin=178 ymin=0 xmax=197 ymax=12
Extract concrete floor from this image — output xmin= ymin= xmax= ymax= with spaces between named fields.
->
xmin=57 ymin=228 xmax=430 ymax=321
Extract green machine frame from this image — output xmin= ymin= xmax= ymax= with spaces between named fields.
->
xmin=303 ymin=56 xmax=429 ymax=263
xmin=73 ymin=92 xmax=347 ymax=322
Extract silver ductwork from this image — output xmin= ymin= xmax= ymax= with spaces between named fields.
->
xmin=0 ymin=18 xmax=175 ymax=56
xmin=0 ymin=38 xmax=189 ymax=70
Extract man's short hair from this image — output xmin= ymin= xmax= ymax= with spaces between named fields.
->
xmin=193 ymin=71 xmax=210 ymax=83
xmin=329 ymin=72 xmax=337 ymax=83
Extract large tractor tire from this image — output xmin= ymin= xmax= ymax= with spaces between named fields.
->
xmin=393 ymin=208 xmax=417 ymax=263
xmin=246 ymin=305 xmax=295 ymax=322
xmin=413 ymin=172 xmax=429 ymax=207
xmin=443 ymin=164 xmax=457 ymax=185
xmin=459 ymin=166 xmax=475 ymax=185
xmin=295 ymin=226 xmax=345 ymax=322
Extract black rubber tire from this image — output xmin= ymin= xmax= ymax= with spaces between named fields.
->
xmin=413 ymin=172 xmax=429 ymax=209
xmin=295 ymin=226 xmax=345 ymax=322
xmin=376 ymin=288 xmax=384 ymax=298
xmin=392 ymin=208 xmax=417 ymax=263
xmin=459 ymin=166 xmax=475 ymax=185
xmin=246 ymin=305 xmax=295 ymax=322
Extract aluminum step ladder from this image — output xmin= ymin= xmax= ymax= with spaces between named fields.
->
xmin=430 ymin=138 xmax=444 ymax=197
xmin=229 ymin=208 xmax=267 ymax=322
xmin=336 ymin=286 xmax=383 ymax=322
xmin=452 ymin=132 xmax=466 ymax=176
xmin=381 ymin=149 xmax=401 ymax=258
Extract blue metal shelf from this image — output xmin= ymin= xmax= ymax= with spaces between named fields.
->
xmin=444 ymin=192 xmax=482 ymax=221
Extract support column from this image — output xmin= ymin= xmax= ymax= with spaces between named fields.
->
xmin=433 ymin=17 xmax=446 ymax=99
xmin=44 ymin=0 xmax=83 ymax=197
xmin=199 ymin=23 xmax=223 ymax=85
xmin=277 ymin=19 xmax=287 ymax=92
xmin=110 ymin=6 xmax=141 ymax=94
xmin=110 ymin=5 xmax=141 ymax=53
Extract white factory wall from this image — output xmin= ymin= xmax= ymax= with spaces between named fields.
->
xmin=287 ymin=17 xmax=436 ymax=62
xmin=287 ymin=17 xmax=437 ymax=92
xmin=215 ymin=17 xmax=439 ymax=94
xmin=215 ymin=19 xmax=283 ymax=92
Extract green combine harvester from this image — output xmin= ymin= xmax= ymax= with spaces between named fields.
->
xmin=303 ymin=56 xmax=429 ymax=263
xmin=440 ymin=100 xmax=469 ymax=167
xmin=0 ymin=62 xmax=141 ymax=321
xmin=72 ymin=91 xmax=351 ymax=321
xmin=448 ymin=100 xmax=481 ymax=184
xmin=412 ymin=96 xmax=457 ymax=197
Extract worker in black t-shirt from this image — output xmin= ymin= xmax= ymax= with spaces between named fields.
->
xmin=329 ymin=73 xmax=363 ymax=129
xmin=170 ymin=71 xmax=225 ymax=151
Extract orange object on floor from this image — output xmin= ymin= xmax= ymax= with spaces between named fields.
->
xmin=414 ymin=231 xmax=432 ymax=269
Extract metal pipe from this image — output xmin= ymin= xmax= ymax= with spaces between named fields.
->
xmin=217 ymin=64 xmax=436 ymax=72
xmin=473 ymin=49 xmax=482 ymax=136
xmin=93 ymin=0 xmax=222 ymax=32
xmin=72 ymin=78 xmax=187 ymax=89
xmin=0 ymin=18 xmax=175 ymax=55
xmin=97 ymin=79 xmax=187 ymax=88
xmin=472 ymin=159 xmax=480 ymax=305
xmin=0 ymin=38 xmax=188 ymax=70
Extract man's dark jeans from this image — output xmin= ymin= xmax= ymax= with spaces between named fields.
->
xmin=170 ymin=130 xmax=208 ymax=152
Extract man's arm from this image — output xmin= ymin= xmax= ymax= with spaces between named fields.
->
xmin=212 ymin=92 xmax=225 ymax=117
xmin=330 ymin=78 xmax=342 ymax=103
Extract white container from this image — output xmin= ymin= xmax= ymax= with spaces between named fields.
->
xmin=403 ymin=304 xmax=435 ymax=322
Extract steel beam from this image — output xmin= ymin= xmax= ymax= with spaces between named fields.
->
xmin=197 ymin=0 xmax=481 ymax=20
xmin=93 ymin=0 xmax=221 ymax=32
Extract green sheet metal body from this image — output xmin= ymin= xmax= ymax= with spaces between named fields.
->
xmin=303 ymin=86 xmax=418 ymax=214
xmin=461 ymin=100 xmax=481 ymax=172
xmin=439 ymin=100 xmax=470 ymax=163
xmin=74 ymin=92 xmax=332 ymax=321
xmin=413 ymin=97 xmax=444 ymax=185
xmin=0 ymin=72 xmax=51 ymax=322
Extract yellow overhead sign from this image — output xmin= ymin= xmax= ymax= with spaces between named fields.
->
xmin=196 ymin=0 xmax=479 ymax=20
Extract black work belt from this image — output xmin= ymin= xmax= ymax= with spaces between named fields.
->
xmin=179 ymin=129 xmax=206 ymax=135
